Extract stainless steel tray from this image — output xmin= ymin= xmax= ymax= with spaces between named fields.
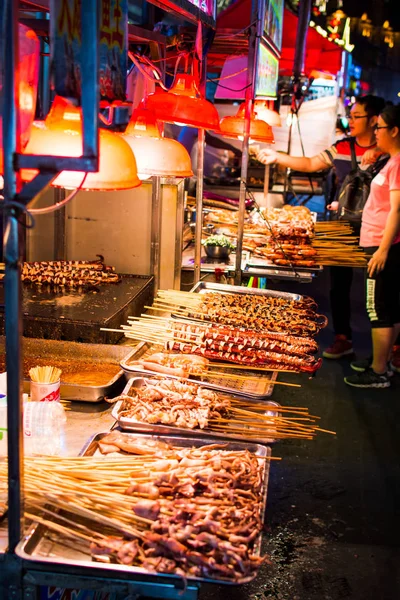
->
xmin=189 ymin=281 xmax=302 ymax=301
xmin=112 ymin=377 xmax=279 ymax=444
xmin=247 ymin=256 xmax=323 ymax=274
xmin=0 ymin=337 xmax=135 ymax=402
xmin=120 ymin=342 xmax=277 ymax=399
xmin=16 ymin=431 xmax=271 ymax=586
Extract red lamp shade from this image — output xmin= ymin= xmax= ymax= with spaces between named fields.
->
xmin=0 ymin=24 xmax=39 ymax=174
xmin=22 ymin=96 xmax=141 ymax=190
xmin=219 ymin=103 xmax=275 ymax=143
xmin=121 ymin=107 xmax=193 ymax=179
xmin=253 ymin=101 xmax=282 ymax=127
xmin=125 ymin=107 xmax=162 ymax=138
xmin=142 ymin=74 xmax=220 ymax=130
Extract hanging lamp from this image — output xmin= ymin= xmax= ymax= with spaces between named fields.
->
xmin=121 ymin=107 xmax=193 ymax=179
xmin=219 ymin=103 xmax=275 ymax=143
xmin=253 ymin=101 xmax=282 ymax=127
xmin=142 ymin=74 xmax=220 ymax=130
xmin=21 ymin=96 xmax=141 ymax=190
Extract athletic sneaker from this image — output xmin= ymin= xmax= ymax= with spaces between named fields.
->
xmin=351 ymin=357 xmax=394 ymax=377
xmin=323 ymin=335 xmax=354 ymax=359
xmin=344 ymin=368 xmax=391 ymax=389
xmin=390 ymin=345 xmax=400 ymax=374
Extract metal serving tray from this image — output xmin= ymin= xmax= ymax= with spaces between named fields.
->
xmin=189 ymin=281 xmax=302 ymax=301
xmin=247 ymin=256 xmax=323 ymax=274
xmin=112 ymin=377 xmax=279 ymax=444
xmin=16 ymin=431 xmax=271 ymax=587
xmin=0 ymin=337 xmax=135 ymax=402
xmin=120 ymin=342 xmax=277 ymax=399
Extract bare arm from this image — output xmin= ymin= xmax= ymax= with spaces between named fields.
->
xmin=257 ymin=148 xmax=330 ymax=173
xmin=368 ymin=189 xmax=400 ymax=277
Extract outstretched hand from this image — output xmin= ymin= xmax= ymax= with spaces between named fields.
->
xmin=257 ymin=148 xmax=279 ymax=165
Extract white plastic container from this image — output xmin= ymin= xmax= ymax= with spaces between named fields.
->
xmin=0 ymin=400 xmax=66 ymax=456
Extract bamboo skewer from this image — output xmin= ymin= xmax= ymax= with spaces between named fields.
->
xmin=201 ymin=372 xmax=301 ymax=387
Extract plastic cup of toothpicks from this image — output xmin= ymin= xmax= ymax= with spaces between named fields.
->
xmin=29 ymin=365 xmax=62 ymax=402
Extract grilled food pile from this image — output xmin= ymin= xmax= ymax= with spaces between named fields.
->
xmin=92 ymin=434 xmax=267 ymax=581
xmin=123 ymin=290 xmax=326 ymax=373
xmin=111 ymin=378 xmax=331 ymax=441
xmin=0 ymin=439 xmax=268 ymax=583
xmin=205 ymin=206 xmax=318 ymax=268
xmin=20 ymin=258 xmax=120 ymax=288
xmin=115 ymin=378 xmax=230 ymax=430
xmin=204 ymin=206 xmax=367 ymax=268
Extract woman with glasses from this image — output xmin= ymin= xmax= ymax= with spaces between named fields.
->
xmin=258 ymin=95 xmax=386 ymax=361
xmin=345 ymin=105 xmax=400 ymax=388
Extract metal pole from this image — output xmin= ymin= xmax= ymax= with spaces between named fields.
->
xmin=150 ymin=176 xmax=162 ymax=295
xmin=80 ymin=0 xmax=99 ymax=161
xmin=2 ymin=0 xmax=24 ymax=552
xmin=194 ymin=128 xmax=205 ymax=284
xmin=234 ymin=100 xmax=251 ymax=286
xmin=234 ymin=0 xmax=258 ymax=285
xmin=293 ymin=0 xmax=312 ymax=81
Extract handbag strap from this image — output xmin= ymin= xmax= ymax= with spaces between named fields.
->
xmin=350 ymin=137 xmax=358 ymax=170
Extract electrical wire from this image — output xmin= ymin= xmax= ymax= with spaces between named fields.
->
xmin=128 ymin=52 xmax=168 ymax=91
xmin=207 ymin=80 xmax=251 ymax=92
xmin=29 ymin=173 xmax=88 ymax=215
xmin=207 ymin=67 xmax=248 ymax=82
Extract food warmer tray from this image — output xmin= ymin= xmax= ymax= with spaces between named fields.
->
xmin=16 ymin=431 xmax=271 ymax=587
xmin=189 ymin=281 xmax=302 ymax=301
xmin=0 ymin=336 xmax=135 ymax=402
xmin=120 ymin=342 xmax=277 ymax=399
xmin=112 ymin=377 xmax=279 ymax=444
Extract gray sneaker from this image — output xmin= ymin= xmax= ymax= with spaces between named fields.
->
xmin=344 ymin=368 xmax=391 ymax=389
xmin=351 ymin=357 xmax=393 ymax=377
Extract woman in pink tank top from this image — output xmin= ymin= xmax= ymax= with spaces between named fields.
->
xmin=345 ymin=105 xmax=400 ymax=389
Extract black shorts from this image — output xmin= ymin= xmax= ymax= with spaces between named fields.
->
xmin=364 ymin=243 xmax=400 ymax=328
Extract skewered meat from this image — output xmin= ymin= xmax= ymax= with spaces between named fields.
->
xmin=98 ymin=432 xmax=173 ymax=456
xmin=21 ymin=258 xmax=120 ymax=288
xmin=138 ymin=353 xmax=209 ymax=378
xmin=165 ymin=341 xmax=322 ymax=374
xmin=90 ymin=445 xmax=268 ymax=581
xmin=114 ymin=379 xmax=231 ymax=430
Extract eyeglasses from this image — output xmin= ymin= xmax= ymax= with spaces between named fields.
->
xmin=348 ymin=115 xmax=369 ymax=121
xmin=375 ymin=125 xmax=389 ymax=130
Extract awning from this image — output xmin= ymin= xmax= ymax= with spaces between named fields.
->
xmin=213 ymin=2 xmax=343 ymax=77
xmin=280 ymin=8 xmax=343 ymax=76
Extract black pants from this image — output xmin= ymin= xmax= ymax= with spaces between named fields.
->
xmin=364 ymin=244 xmax=400 ymax=328
xmin=330 ymin=266 xmax=353 ymax=339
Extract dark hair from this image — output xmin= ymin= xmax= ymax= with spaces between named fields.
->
xmin=380 ymin=104 xmax=400 ymax=129
xmin=355 ymin=94 xmax=386 ymax=119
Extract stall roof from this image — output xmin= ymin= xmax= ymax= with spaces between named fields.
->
xmin=211 ymin=2 xmax=343 ymax=77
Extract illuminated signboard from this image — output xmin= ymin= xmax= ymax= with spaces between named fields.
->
xmin=255 ymin=42 xmax=279 ymax=99
xmin=186 ymin=0 xmax=215 ymax=17
xmin=263 ymin=0 xmax=284 ymax=53
xmin=51 ymin=0 xmax=127 ymax=101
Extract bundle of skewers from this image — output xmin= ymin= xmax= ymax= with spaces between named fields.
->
xmin=313 ymin=221 xmax=368 ymax=267
xmin=0 ymin=257 xmax=120 ymax=287
xmin=103 ymin=289 xmax=325 ymax=374
xmin=118 ymin=316 xmax=322 ymax=374
xmin=0 ymin=437 xmax=272 ymax=582
xmin=111 ymin=377 xmax=334 ymax=441
xmin=203 ymin=206 xmax=368 ymax=269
